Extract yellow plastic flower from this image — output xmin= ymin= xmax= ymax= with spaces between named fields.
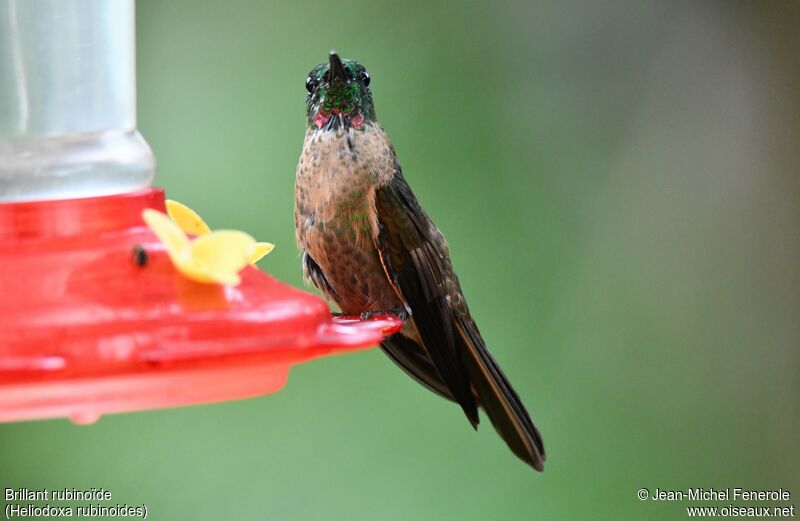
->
xmin=164 ymin=199 xmax=211 ymax=236
xmin=165 ymin=199 xmax=274 ymax=264
xmin=142 ymin=209 xmax=256 ymax=285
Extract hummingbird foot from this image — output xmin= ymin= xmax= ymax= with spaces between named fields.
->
xmin=360 ymin=308 xmax=409 ymax=322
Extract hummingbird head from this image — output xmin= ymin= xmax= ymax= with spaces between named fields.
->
xmin=305 ymin=52 xmax=375 ymax=131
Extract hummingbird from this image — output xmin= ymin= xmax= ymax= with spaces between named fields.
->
xmin=294 ymin=52 xmax=545 ymax=471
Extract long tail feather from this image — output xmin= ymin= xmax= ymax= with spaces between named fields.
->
xmin=456 ymin=320 xmax=546 ymax=471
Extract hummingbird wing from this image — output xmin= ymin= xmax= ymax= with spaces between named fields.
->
xmin=373 ymin=171 xmax=546 ymax=471
xmin=373 ymin=176 xmax=480 ymax=429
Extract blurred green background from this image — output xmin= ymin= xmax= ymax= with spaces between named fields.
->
xmin=2 ymin=1 xmax=799 ymax=519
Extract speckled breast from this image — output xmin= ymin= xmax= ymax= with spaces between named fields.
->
xmin=295 ymin=124 xmax=402 ymax=314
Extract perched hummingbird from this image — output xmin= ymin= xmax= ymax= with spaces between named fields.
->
xmin=295 ymin=52 xmax=545 ymax=470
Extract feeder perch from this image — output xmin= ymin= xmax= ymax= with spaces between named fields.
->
xmin=0 ymin=0 xmax=401 ymax=424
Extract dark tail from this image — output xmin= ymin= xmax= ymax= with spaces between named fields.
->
xmin=456 ymin=318 xmax=546 ymax=471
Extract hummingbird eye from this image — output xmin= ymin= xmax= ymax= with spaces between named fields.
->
xmin=305 ymin=76 xmax=315 ymax=93
xmin=360 ymin=70 xmax=370 ymax=86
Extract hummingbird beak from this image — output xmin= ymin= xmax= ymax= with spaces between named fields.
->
xmin=327 ymin=51 xmax=347 ymax=83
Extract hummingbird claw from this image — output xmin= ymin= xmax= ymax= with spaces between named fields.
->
xmin=360 ymin=308 xmax=409 ymax=322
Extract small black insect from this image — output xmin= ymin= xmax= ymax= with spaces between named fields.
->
xmin=132 ymin=244 xmax=148 ymax=267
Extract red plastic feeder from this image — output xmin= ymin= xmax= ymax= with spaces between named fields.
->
xmin=0 ymin=188 xmax=401 ymax=424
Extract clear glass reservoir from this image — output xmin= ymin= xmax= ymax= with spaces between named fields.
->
xmin=0 ymin=0 xmax=155 ymax=201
